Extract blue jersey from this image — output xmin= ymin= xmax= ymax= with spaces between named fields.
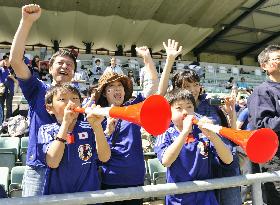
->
xmin=37 ymin=120 xmax=100 ymax=194
xmin=18 ymin=75 xmax=55 ymax=167
xmin=101 ymin=94 xmax=145 ymax=186
xmin=154 ymin=125 xmax=221 ymax=205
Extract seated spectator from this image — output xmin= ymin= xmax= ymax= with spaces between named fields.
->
xmin=82 ymin=84 xmax=98 ymax=107
xmin=225 ymin=77 xmax=236 ymax=90
xmin=92 ymin=59 xmax=104 ymax=75
xmin=104 ymin=57 xmax=123 ymax=75
xmin=127 ymin=70 xmax=135 ymax=86
xmin=237 ymin=77 xmax=249 ymax=90
xmin=239 ymin=68 xmax=250 ymax=74
xmin=31 ymin=55 xmax=40 ymax=79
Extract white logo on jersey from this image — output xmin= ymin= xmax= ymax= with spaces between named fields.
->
xmin=78 ymin=144 xmax=92 ymax=161
xmin=78 ymin=132 xmax=88 ymax=140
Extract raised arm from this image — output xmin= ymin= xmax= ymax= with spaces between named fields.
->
xmin=158 ymin=39 xmax=182 ymax=96
xmin=9 ymin=4 xmax=42 ymax=80
xmin=135 ymin=46 xmax=158 ymax=98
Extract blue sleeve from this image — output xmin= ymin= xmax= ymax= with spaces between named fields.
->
xmin=18 ymin=75 xmax=48 ymax=108
xmin=37 ymin=126 xmax=56 ymax=165
xmin=153 ymin=132 xmax=172 ymax=163
xmin=237 ymin=108 xmax=248 ymax=122
xmin=248 ymin=85 xmax=280 ymax=132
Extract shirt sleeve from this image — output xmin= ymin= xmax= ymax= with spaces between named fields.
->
xmin=153 ymin=132 xmax=172 ymax=163
xmin=237 ymin=108 xmax=248 ymax=122
xmin=18 ymin=75 xmax=47 ymax=108
xmin=248 ymin=86 xmax=280 ymax=132
xmin=37 ymin=125 xmax=56 ymax=165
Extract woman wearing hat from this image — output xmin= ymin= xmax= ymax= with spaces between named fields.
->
xmin=95 ymin=46 xmax=158 ymax=205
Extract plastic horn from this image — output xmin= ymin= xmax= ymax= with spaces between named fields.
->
xmin=73 ymin=95 xmax=171 ymax=136
xmin=192 ymin=119 xmax=279 ymax=163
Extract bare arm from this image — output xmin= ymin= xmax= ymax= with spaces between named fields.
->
xmin=198 ymin=121 xmax=233 ymax=164
xmin=158 ymin=39 xmax=182 ymax=96
xmin=136 ymin=46 xmax=158 ymax=98
xmin=161 ymin=115 xmax=193 ymax=167
xmin=87 ymin=105 xmax=111 ymax=162
xmin=9 ymin=4 xmax=41 ymax=80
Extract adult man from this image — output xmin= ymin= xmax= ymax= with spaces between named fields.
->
xmin=247 ymin=45 xmax=280 ymax=205
xmin=104 ymin=57 xmax=123 ymax=75
xmin=9 ymin=4 xmax=76 ymax=197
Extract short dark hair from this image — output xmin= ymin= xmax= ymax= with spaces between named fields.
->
xmin=87 ymin=84 xmax=98 ymax=96
xmin=49 ymin=49 xmax=77 ymax=71
xmin=258 ymin=45 xmax=280 ymax=65
xmin=45 ymin=83 xmax=82 ymax=105
xmin=2 ymin=55 xmax=9 ymax=60
xmin=172 ymin=68 xmax=200 ymax=89
xmin=95 ymin=59 xmax=101 ymax=64
xmin=165 ymin=89 xmax=196 ymax=108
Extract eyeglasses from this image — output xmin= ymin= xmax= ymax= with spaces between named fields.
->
xmin=268 ymin=57 xmax=280 ymax=62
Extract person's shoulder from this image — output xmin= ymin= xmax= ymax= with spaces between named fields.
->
xmin=39 ymin=122 xmax=59 ymax=133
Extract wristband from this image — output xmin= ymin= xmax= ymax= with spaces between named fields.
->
xmin=55 ymin=136 xmax=67 ymax=143
xmin=67 ymin=132 xmax=75 ymax=144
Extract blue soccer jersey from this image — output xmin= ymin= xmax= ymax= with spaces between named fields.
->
xmin=154 ymin=125 xmax=223 ymax=205
xmin=100 ymin=94 xmax=145 ymax=186
xmin=18 ymin=76 xmax=54 ymax=167
xmin=37 ymin=120 xmax=100 ymax=194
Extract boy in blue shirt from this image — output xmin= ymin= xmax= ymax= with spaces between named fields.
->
xmin=38 ymin=84 xmax=111 ymax=194
xmin=9 ymin=4 xmax=78 ymax=196
xmin=154 ymin=89 xmax=233 ymax=205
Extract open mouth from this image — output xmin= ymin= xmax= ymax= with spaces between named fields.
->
xmin=59 ymin=70 xmax=68 ymax=76
xmin=113 ymin=93 xmax=122 ymax=100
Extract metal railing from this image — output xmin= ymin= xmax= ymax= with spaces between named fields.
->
xmin=1 ymin=171 xmax=280 ymax=205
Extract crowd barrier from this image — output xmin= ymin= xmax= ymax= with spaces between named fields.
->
xmin=1 ymin=171 xmax=280 ymax=205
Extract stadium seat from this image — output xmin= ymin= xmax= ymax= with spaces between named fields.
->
xmin=0 ymin=137 xmax=20 ymax=169
xmin=20 ymin=137 xmax=28 ymax=154
xmin=9 ymin=166 xmax=25 ymax=198
xmin=10 ymin=166 xmax=25 ymax=184
xmin=147 ymin=158 xmax=166 ymax=185
xmin=0 ymin=137 xmax=20 ymax=154
xmin=20 ymin=137 xmax=28 ymax=165
xmin=0 ymin=167 xmax=9 ymax=192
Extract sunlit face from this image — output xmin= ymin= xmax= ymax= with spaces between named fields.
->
xmin=3 ymin=58 xmax=10 ymax=67
xmin=171 ymin=99 xmax=195 ymax=131
xmin=104 ymin=80 xmax=125 ymax=106
xmin=49 ymin=56 xmax=75 ymax=84
xmin=181 ymin=82 xmax=201 ymax=102
xmin=47 ymin=91 xmax=81 ymax=123
xmin=262 ymin=50 xmax=280 ymax=75
xmin=110 ymin=58 xmax=116 ymax=67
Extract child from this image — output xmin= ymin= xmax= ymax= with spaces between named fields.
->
xmin=95 ymin=46 xmax=158 ymax=205
xmin=158 ymin=39 xmax=241 ymax=205
xmin=154 ymin=89 xmax=233 ymax=205
xmin=37 ymin=84 xmax=111 ymax=194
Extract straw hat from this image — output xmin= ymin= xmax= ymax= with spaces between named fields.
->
xmin=95 ymin=72 xmax=133 ymax=106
